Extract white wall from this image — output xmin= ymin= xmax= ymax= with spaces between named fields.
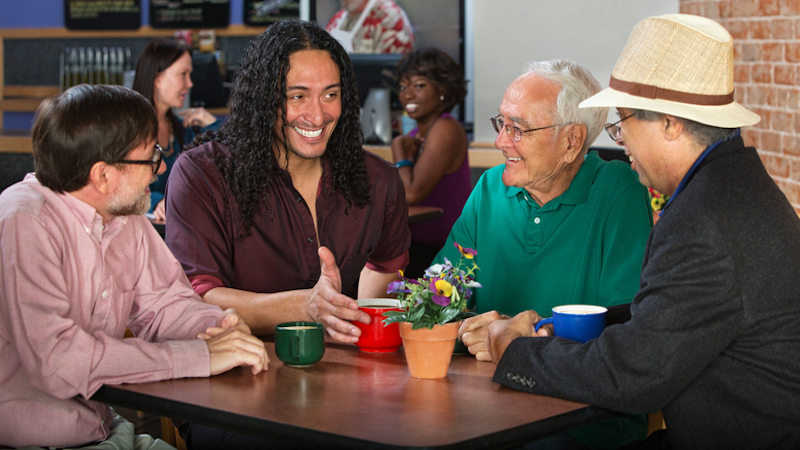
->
xmin=470 ymin=0 xmax=679 ymax=145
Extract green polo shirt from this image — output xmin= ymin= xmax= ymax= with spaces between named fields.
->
xmin=434 ymin=151 xmax=652 ymax=449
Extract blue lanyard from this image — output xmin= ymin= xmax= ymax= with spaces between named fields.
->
xmin=664 ymin=129 xmax=740 ymax=210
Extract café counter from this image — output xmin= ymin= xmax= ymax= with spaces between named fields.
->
xmin=0 ymin=135 xmax=506 ymax=168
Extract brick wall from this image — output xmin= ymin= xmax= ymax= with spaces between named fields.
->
xmin=680 ymin=0 xmax=800 ymax=212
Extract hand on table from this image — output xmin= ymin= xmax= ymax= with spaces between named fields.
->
xmin=179 ymin=107 xmax=217 ymax=129
xmin=458 ymin=311 xmax=508 ymax=361
xmin=487 ymin=310 xmax=544 ymax=365
xmin=306 ymin=246 xmax=369 ymax=344
xmin=199 ymin=308 xmax=269 ymax=375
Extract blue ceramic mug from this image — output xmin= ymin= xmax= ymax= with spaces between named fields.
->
xmin=534 ymin=305 xmax=607 ymax=343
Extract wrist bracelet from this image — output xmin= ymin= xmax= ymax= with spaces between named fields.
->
xmin=393 ymin=159 xmax=414 ymax=168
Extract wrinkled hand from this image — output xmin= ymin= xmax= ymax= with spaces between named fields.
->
xmin=200 ymin=309 xmax=268 ymax=375
xmin=152 ymin=199 xmax=166 ymax=222
xmin=487 ymin=310 xmax=542 ymax=365
xmin=458 ymin=311 xmax=506 ymax=361
xmin=306 ymin=246 xmax=369 ymax=344
xmin=535 ymin=321 xmax=553 ymax=337
xmin=179 ymin=107 xmax=217 ymax=129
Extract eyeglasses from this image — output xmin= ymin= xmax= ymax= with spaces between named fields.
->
xmin=116 ymin=144 xmax=163 ymax=174
xmin=490 ymin=114 xmax=570 ymax=142
xmin=604 ymin=113 xmax=636 ymax=145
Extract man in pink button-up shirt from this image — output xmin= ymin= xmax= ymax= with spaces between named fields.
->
xmin=0 ymin=85 xmax=268 ymax=449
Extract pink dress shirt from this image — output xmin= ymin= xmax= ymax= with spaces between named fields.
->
xmin=0 ymin=174 xmax=223 ymax=448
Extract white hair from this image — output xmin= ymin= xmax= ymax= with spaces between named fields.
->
xmin=523 ymin=60 xmax=607 ymax=153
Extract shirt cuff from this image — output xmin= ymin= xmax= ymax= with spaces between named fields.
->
xmin=167 ymin=339 xmax=211 ymax=379
xmin=189 ymin=274 xmax=226 ymax=297
xmin=366 ymin=250 xmax=409 ymax=274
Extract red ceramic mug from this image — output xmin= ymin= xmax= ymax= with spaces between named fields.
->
xmin=353 ymin=299 xmax=403 ymax=353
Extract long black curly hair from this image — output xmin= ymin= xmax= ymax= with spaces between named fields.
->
xmin=195 ymin=20 xmax=369 ymax=235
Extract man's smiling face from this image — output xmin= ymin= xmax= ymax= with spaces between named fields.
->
xmin=273 ymin=49 xmax=342 ymax=162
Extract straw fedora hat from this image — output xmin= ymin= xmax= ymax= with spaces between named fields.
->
xmin=580 ymin=14 xmax=760 ymax=128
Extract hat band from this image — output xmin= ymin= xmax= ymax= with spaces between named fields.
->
xmin=609 ymin=75 xmax=734 ymax=106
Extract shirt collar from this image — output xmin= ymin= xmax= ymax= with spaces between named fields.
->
xmin=504 ymin=151 xmax=604 ymax=208
xmin=61 ymin=192 xmax=127 ymax=240
xmin=664 ymin=129 xmax=740 ymax=210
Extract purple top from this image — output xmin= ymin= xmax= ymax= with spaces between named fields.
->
xmin=408 ymin=113 xmax=472 ymax=247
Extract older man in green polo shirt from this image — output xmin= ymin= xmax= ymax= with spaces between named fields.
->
xmin=432 ymin=60 xmax=652 ymax=449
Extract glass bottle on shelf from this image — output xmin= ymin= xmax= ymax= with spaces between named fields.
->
xmin=94 ymin=48 xmax=103 ymax=85
xmin=69 ymin=48 xmax=79 ymax=88
xmin=60 ymin=48 xmax=68 ymax=92
xmin=102 ymin=48 xmax=110 ymax=84
xmin=86 ymin=48 xmax=94 ymax=85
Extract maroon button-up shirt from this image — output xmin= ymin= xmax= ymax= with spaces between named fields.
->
xmin=166 ymin=141 xmax=410 ymax=296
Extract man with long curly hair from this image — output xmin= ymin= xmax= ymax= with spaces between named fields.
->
xmin=166 ymin=20 xmax=410 ymax=358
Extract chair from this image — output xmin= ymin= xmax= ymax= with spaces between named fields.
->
xmin=160 ymin=417 xmax=187 ymax=450
xmin=647 ymin=411 xmax=665 ymax=436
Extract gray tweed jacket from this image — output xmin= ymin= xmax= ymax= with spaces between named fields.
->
xmin=494 ymin=136 xmax=800 ymax=450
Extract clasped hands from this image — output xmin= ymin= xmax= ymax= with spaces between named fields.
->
xmin=178 ymin=107 xmax=217 ymax=129
xmin=458 ymin=310 xmax=553 ymax=364
xmin=199 ymin=308 xmax=269 ymax=376
xmin=391 ymin=135 xmax=424 ymax=162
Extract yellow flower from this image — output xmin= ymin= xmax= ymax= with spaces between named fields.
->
xmin=454 ymin=242 xmax=477 ymax=259
xmin=434 ymin=279 xmax=453 ymax=297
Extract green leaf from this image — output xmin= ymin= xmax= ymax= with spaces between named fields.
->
xmin=381 ymin=311 xmax=407 ymax=326
xmin=438 ymin=304 xmax=462 ymax=324
xmin=412 ymin=317 xmax=435 ymax=329
xmin=407 ymin=305 xmax=425 ymax=322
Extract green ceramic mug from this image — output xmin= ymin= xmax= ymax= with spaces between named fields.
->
xmin=275 ymin=322 xmax=325 ymax=367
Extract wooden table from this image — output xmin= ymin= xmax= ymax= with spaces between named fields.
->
xmin=92 ymin=340 xmax=617 ymax=449
xmin=407 ymin=205 xmax=443 ymax=225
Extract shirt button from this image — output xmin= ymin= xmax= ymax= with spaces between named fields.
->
xmin=295 ymin=197 xmax=302 ymax=203
xmin=307 ymin=237 xmax=314 ymax=243
xmin=102 ymin=290 xmax=108 ymax=298
xmin=534 ymin=217 xmax=541 ymax=224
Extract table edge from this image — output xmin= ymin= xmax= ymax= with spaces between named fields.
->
xmin=92 ymin=385 xmax=620 ymax=450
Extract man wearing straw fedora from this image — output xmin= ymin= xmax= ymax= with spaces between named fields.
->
xmin=488 ymin=14 xmax=800 ymax=449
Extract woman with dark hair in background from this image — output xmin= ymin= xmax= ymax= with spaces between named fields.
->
xmin=391 ymin=47 xmax=470 ymax=277
xmin=132 ymin=38 xmax=220 ymax=221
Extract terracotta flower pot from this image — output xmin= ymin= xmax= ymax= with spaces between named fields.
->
xmin=399 ymin=321 xmax=460 ymax=379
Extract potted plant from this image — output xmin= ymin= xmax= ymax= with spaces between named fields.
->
xmin=384 ymin=243 xmax=481 ymax=378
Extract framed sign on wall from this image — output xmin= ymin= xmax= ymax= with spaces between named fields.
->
xmin=243 ymin=0 xmax=300 ymax=26
xmin=149 ymin=0 xmax=230 ymax=29
xmin=65 ymin=0 xmax=141 ymax=30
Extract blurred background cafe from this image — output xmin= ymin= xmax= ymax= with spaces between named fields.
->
xmin=0 ymin=0 xmax=680 ymax=193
